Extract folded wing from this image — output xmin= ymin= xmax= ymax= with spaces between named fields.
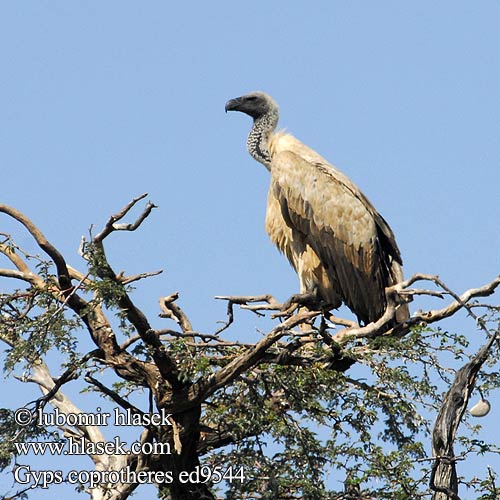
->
xmin=270 ymin=149 xmax=405 ymax=325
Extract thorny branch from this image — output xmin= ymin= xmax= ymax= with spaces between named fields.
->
xmin=1 ymin=196 xmax=500 ymax=500
xmin=87 ymin=195 xmax=184 ymax=391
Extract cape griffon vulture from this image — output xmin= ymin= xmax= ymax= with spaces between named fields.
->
xmin=225 ymin=91 xmax=409 ymax=326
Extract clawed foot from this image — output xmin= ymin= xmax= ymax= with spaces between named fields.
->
xmin=272 ymin=290 xmax=323 ymax=318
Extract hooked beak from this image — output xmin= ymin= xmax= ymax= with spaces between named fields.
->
xmin=225 ymin=97 xmax=243 ymax=113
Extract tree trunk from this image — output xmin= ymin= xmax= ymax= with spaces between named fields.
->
xmin=156 ymin=405 xmax=216 ymax=500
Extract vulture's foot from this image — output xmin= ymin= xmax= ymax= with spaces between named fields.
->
xmin=273 ymin=290 xmax=322 ymax=318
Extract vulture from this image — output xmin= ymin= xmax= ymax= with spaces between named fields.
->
xmin=225 ymin=91 xmax=409 ymax=326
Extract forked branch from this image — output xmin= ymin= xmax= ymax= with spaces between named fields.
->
xmin=93 ymin=193 xmax=157 ymax=243
xmin=331 ymin=273 xmax=500 ymax=344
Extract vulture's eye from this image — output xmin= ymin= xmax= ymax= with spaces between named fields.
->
xmin=248 ymin=96 xmax=258 ymax=101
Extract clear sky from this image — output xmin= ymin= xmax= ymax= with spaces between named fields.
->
xmin=1 ymin=1 xmax=499 ymax=498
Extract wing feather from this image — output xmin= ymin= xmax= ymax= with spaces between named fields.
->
xmin=271 ymin=147 xmax=402 ymax=324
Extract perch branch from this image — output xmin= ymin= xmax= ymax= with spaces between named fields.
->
xmin=332 ymin=274 xmax=500 ymax=344
xmin=214 ymin=294 xmax=281 ymax=333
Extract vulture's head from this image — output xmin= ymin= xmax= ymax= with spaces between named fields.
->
xmin=225 ymin=91 xmax=278 ymax=121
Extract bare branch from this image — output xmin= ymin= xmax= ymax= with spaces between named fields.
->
xmin=88 ymin=196 xmax=183 ymax=391
xmin=332 ymin=274 xmax=500 ymax=344
xmin=155 ymin=329 xmax=222 ymax=342
xmin=0 ymin=205 xmax=73 ymax=292
xmin=159 ymin=292 xmax=193 ymax=333
xmin=325 ymin=313 xmax=359 ymax=328
xmin=0 ymin=268 xmax=31 ymax=282
xmin=214 ymin=294 xmax=280 ymax=306
xmin=214 ymin=294 xmax=281 ymax=333
xmin=429 ymin=276 xmax=495 ymax=338
xmin=400 ymin=288 xmax=446 ymax=299
xmin=407 ymin=274 xmax=500 ymax=324
xmin=118 ymin=269 xmax=163 ymax=285
xmin=93 ymin=193 xmax=157 ymax=242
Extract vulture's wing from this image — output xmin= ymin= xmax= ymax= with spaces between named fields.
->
xmin=272 ymin=150 xmax=402 ymax=324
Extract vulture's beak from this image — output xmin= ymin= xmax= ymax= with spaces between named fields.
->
xmin=225 ymin=97 xmax=242 ymax=113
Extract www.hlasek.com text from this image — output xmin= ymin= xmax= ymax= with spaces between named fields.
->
xmin=15 ymin=435 xmax=171 ymax=456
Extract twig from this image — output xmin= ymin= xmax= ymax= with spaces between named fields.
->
xmin=85 ymin=373 xmax=146 ymax=418
xmin=430 ymin=276 xmax=494 ymax=339
xmin=119 ymin=269 xmax=163 ymax=285
xmin=214 ymin=294 xmax=280 ymax=334
xmin=93 ymin=193 xmax=157 ymax=242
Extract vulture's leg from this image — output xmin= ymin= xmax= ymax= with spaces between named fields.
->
xmin=273 ymin=286 xmax=322 ymax=352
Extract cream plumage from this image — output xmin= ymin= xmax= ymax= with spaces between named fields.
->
xmin=226 ymin=91 xmax=408 ymax=325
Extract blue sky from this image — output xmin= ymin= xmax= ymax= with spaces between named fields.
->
xmin=1 ymin=1 xmax=500 ymax=498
